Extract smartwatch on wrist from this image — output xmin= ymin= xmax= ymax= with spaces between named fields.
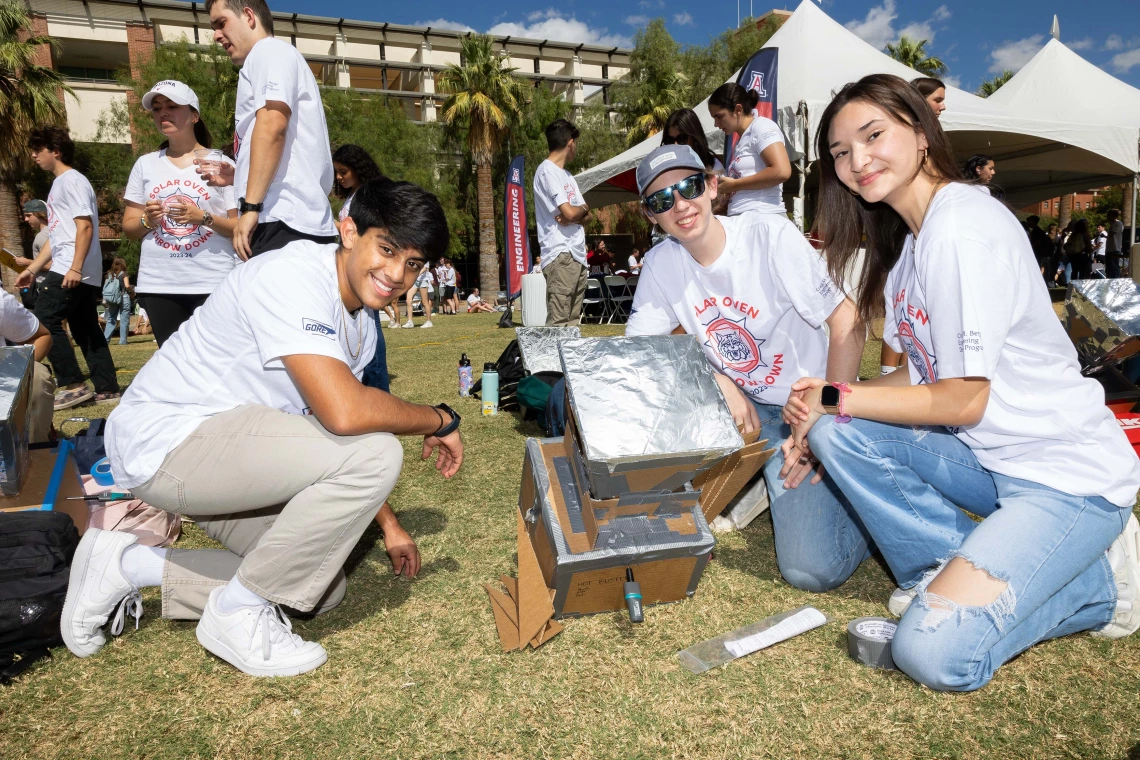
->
xmin=238 ymin=198 xmax=263 ymax=214
xmin=820 ymin=384 xmax=842 ymax=415
xmin=432 ymin=403 xmax=461 ymax=437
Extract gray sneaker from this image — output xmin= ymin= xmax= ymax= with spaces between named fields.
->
xmin=54 ymin=386 xmax=94 ymax=411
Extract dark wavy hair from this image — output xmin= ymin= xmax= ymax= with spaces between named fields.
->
xmin=348 ymin=179 xmax=450 ymax=261
xmin=332 ymin=144 xmax=384 ymax=197
xmin=708 ymin=83 xmax=760 ymax=114
xmin=661 ymin=109 xmax=718 ymax=170
xmin=813 ymin=74 xmax=968 ymax=325
xmin=29 ymin=126 xmax=75 ymax=165
xmin=963 ymin=154 xmax=994 ymax=181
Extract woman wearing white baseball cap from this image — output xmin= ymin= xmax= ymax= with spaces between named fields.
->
xmin=121 ymin=80 xmax=241 ymax=347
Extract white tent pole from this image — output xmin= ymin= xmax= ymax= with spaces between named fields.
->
xmin=1131 ymin=173 xmax=1138 ymax=248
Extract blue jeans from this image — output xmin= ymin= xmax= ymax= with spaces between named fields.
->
xmin=361 ymin=308 xmax=390 ymax=392
xmin=752 ymin=402 xmax=873 ymax=592
xmin=103 ymin=296 xmax=130 ymax=344
xmin=808 ymin=416 xmax=1125 ymax=691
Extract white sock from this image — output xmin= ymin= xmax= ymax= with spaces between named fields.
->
xmin=880 ymin=365 xmax=897 ymax=376
xmin=119 ymin=545 xmax=167 ymax=588
xmin=215 ymin=576 xmax=269 ymax=614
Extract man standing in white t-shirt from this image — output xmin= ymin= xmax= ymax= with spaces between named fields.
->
xmin=1106 ymin=209 xmax=1126 ymax=278
xmin=202 ymin=0 xmax=335 ymax=258
xmin=63 ymin=180 xmax=463 ymax=677
xmin=533 ymin=119 xmax=590 ymax=326
xmin=18 ymin=127 xmax=119 ymax=410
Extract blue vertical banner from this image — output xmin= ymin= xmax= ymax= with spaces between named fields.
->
xmin=723 ymin=48 xmax=779 ymax=166
xmin=503 ymin=155 xmax=529 ymax=301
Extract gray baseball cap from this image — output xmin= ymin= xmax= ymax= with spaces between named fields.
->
xmin=22 ymin=199 xmax=47 ymax=214
xmin=636 ymin=145 xmax=707 ymax=195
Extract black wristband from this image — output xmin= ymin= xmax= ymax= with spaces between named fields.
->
xmin=432 ymin=403 xmax=461 ymax=437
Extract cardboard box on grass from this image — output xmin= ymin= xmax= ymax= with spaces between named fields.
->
xmin=0 ymin=346 xmax=36 ymax=496
xmin=559 ymin=335 xmax=744 ymax=499
xmin=0 ymin=441 xmax=89 ymax=535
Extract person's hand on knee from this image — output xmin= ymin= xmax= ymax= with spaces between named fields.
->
xmin=714 ymin=373 xmax=759 ymax=435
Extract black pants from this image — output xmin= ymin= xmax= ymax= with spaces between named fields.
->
xmin=249 ymin=220 xmax=337 ymax=257
xmin=1106 ymin=252 xmax=1123 ymax=278
xmin=135 ymin=293 xmax=210 ymax=348
xmin=33 ymin=271 xmax=118 ymax=392
xmin=1069 ymin=253 xmax=1092 ymax=281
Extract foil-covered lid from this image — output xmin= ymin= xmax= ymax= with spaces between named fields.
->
xmin=1064 ymin=279 xmax=1140 ymax=371
xmin=559 ymin=335 xmax=744 ymax=464
xmin=0 ymin=346 xmax=33 ymax=422
xmin=515 ymin=326 xmax=582 ymax=374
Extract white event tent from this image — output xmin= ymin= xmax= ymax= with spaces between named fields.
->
xmin=576 ymin=0 xmax=1140 ymax=225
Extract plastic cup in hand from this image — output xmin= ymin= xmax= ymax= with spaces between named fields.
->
xmin=194 ymin=148 xmax=224 ymax=178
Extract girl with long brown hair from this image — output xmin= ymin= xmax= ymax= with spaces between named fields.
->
xmin=781 ymin=74 xmax=1140 ymax=691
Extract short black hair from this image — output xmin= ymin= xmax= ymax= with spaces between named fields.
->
xmin=348 ymin=179 xmax=450 ymax=261
xmin=1026 ymin=215 xmax=1040 ymax=225
xmin=29 ymin=126 xmax=75 ymax=165
xmin=545 ymin=119 xmax=579 ymax=151
xmin=205 ymin=0 xmax=274 ymax=35
xmin=1108 ymin=209 xmax=1121 ymax=219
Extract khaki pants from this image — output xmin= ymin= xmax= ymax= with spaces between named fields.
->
xmin=132 ymin=405 xmax=403 ymax=620
xmin=543 ymin=252 xmax=588 ymax=326
xmin=30 ymin=361 xmax=55 ymax=445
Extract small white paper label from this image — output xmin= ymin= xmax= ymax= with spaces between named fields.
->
xmin=724 ymin=607 xmax=827 ymax=658
xmin=855 ymin=619 xmax=897 ymax=641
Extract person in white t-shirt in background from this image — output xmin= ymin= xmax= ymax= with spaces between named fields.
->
xmin=1105 ymin=209 xmax=1126 ymax=278
xmin=122 ymin=80 xmax=240 ymax=348
xmin=404 ymin=265 xmax=434 ymax=328
xmin=708 ymin=83 xmax=792 ymax=218
xmin=627 ymin=144 xmax=867 ymax=590
xmin=788 ymin=74 xmax=1140 ymax=692
xmin=18 ymin=127 xmax=119 ymax=410
xmin=65 ymin=179 xmax=463 ymax=677
xmin=627 ymin=248 xmax=642 ymax=274
xmin=440 ymin=258 xmax=458 ymax=315
xmin=0 ymin=289 xmax=54 ymax=444
xmin=466 ymin=287 xmax=495 ymax=313
xmin=200 ymin=0 xmax=336 ymax=258
xmin=534 ymin=119 xmax=590 ymax=326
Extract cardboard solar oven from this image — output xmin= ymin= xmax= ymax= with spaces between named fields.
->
xmin=487 ymin=335 xmax=774 ymax=651
xmin=515 ymin=326 xmax=581 ymax=374
xmin=1063 ymin=279 xmax=1140 ymax=409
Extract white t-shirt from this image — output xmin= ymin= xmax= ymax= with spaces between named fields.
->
xmin=414 ymin=269 xmax=435 ymax=292
xmin=124 ymin=150 xmax=239 ymax=294
xmin=883 ymin=183 xmax=1140 ymax=507
xmin=627 ymin=213 xmax=844 ymax=406
xmin=467 ymin=293 xmax=481 ymax=306
xmin=628 ymin=255 xmax=641 ymax=271
xmin=441 ymin=267 xmax=456 ymax=287
xmin=234 ymin=37 xmax=334 ymax=237
xmin=45 ymin=169 xmax=103 ymax=284
xmin=0 ymin=290 xmax=40 ymax=344
xmin=105 ymin=241 xmax=376 ymax=489
xmin=338 ymin=191 xmax=355 ymax=223
xmin=726 ymin=116 xmax=786 ymax=216
xmin=1093 ymin=231 xmax=1107 ymax=257
xmin=534 ymin=159 xmax=587 ymax=268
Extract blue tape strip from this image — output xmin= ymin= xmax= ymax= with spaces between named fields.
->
xmin=625 ymin=593 xmax=642 ymax=600
xmin=40 ymin=440 xmax=74 ymax=511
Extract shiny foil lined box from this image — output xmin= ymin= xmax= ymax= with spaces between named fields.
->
xmin=1063 ymin=279 xmax=1140 ymax=374
xmin=559 ymin=335 xmax=744 ymax=500
xmin=0 ymin=347 xmax=35 ymax=496
xmin=515 ymin=326 xmax=582 ymax=374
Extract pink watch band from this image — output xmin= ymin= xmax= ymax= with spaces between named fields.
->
xmin=834 ymin=382 xmax=852 ymax=424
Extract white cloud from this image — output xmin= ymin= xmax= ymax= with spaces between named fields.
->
xmin=987 ymin=34 xmax=1044 ymax=74
xmin=1105 ymin=35 xmax=1124 ymax=51
xmin=415 ymin=18 xmax=476 ymax=33
xmin=931 ymin=5 xmax=951 ymax=22
xmin=943 ymin=74 xmax=961 ymax=89
xmin=639 ymin=0 xmax=664 ymax=7
xmin=624 ymin=15 xmax=649 ymax=26
xmin=1111 ymin=48 xmax=1140 ymax=74
xmin=845 ymin=0 xmax=948 ymax=50
xmin=1067 ymin=37 xmax=1094 ymax=51
xmin=488 ymin=12 xmax=632 ymax=48
xmin=899 ymin=21 xmax=935 ymax=43
xmin=673 ymin=12 xmax=694 ymax=26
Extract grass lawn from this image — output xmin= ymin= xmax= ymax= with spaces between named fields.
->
xmin=4 ymin=311 xmax=1138 ymax=759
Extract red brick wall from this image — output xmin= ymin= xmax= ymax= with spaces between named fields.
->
xmin=24 ymin=13 xmax=53 ymax=68
xmin=125 ymin=22 xmax=156 ymax=146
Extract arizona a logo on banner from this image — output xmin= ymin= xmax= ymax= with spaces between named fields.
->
xmin=723 ymin=48 xmax=779 ymax=166
xmin=503 ymin=155 xmax=530 ymax=301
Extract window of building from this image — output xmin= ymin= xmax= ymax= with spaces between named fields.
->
xmin=59 ymin=65 xmax=117 ymax=81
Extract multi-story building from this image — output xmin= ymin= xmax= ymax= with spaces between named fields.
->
xmin=23 ymin=0 xmax=631 ymax=145
xmin=1022 ymin=190 xmax=1105 ymax=219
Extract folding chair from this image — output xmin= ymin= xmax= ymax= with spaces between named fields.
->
xmin=625 ymin=274 xmax=639 ymax=297
xmin=582 ymin=278 xmax=607 ymax=324
xmin=604 ymin=276 xmax=633 ymax=324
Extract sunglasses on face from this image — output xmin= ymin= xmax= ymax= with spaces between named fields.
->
xmin=662 ymin=133 xmax=690 ymax=146
xmin=642 ymin=172 xmax=707 ymax=214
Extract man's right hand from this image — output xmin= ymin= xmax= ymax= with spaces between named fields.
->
xmin=714 ymin=372 xmax=759 ymax=435
xmin=195 ymin=159 xmax=235 ymax=187
xmin=15 ymin=270 xmax=34 ymax=289
xmin=422 ymin=430 xmax=463 ymax=479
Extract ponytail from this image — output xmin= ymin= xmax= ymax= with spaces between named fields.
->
xmin=709 ymin=83 xmax=760 ymax=114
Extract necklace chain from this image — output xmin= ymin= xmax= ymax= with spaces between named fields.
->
xmin=339 ymin=300 xmax=362 ymax=360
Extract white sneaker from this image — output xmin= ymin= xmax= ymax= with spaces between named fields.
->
xmin=420 ymin=320 xmax=433 ymax=328
xmin=195 ymin=586 xmax=327 ymax=677
xmin=61 ymin=528 xmax=141 ymax=657
xmin=888 ymin=586 xmax=918 ymax=617
xmin=387 ymin=319 xmax=401 ymax=329
xmin=1093 ymin=513 xmax=1140 ymax=639
xmin=402 ymin=320 xmax=415 ymax=329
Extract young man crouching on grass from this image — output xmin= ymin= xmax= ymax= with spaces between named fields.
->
xmin=62 ymin=179 xmax=463 ymax=677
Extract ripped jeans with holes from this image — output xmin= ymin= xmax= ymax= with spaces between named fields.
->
xmin=807 ymin=415 xmax=1127 ymax=692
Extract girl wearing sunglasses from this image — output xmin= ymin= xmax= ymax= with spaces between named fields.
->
xmin=708 ymin=84 xmax=792 ymax=217
xmin=661 ymin=108 xmax=727 ymax=216
xmin=627 ymin=144 xmax=868 ymax=593
xmin=783 ymin=74 xmax=1140 ymax=691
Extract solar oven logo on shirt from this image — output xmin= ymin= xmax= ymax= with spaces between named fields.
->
xmin=704 ymin=315 xmax=766 ymax=375
xmin=160 ymin=191 xmax=202 ymax=238
xmin=897 ymin=319 xmax=937 ymax=384
xmin=302 ymin=318 xmax=336 ymax=339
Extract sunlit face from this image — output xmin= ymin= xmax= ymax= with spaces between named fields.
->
xmin=827 ymin=99 xmax=929 ymax=205
xmin=976 ymin=160 xmax=996 ymax=183
xmin=210 ymin=5 xmax=257 ymax=65
xmin=709 ymin=104 xmax=746 ymax=135
xmin=642 ymin=168 xmax=718 ymax=244
xmin=340 ymin=222 xmax=426 ymax=309
xmin=30 ymin=147 xmax=58 ymax=172
xmin=334 ymin=162 xmax=358 ymax=192
xmin=23 ymin=213 xmax=42 ymax=230
xmin=149 ymin=94 xmax=196 ymax=137
xmin=925 ymin=88 xmax=946 ymax=118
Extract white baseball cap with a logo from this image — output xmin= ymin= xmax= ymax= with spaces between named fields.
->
xmin=141 ymin=80 xmax=200 ymax=111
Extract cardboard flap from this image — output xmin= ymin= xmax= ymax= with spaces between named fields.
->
xmin=696 ymin=440 xmax=775 ymax=522
xmin=516 ymin=510 xmax=555 ymax=645
xmin=484 ymin=584 xmax=521 ymax=652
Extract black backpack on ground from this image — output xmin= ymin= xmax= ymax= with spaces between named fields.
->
xmin=0 ymin=511 xmax=80 ymax=683
xmin=471 ymin=340 xmax=526 ymax=411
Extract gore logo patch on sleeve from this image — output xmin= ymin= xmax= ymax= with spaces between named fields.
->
xmin=302 ymin=318 xmax=336 ymax=338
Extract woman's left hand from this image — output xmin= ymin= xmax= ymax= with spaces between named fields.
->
xmin=778 ymin=436 xmax=826 ymax=488
xmin=166 ymin=201 xmax=202 ymax=226
xmin=789 ymin=383 xmax=826 ymax=450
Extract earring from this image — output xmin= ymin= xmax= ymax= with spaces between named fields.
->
xmin=920 ymin=148 xmax=928 ymax=166
xmin=848 ymin=186 xmax=860 ymax=197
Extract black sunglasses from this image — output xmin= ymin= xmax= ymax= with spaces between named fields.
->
xmin=662 ymin=133 xmax=691 ymax=146
xmin=641 ymin=172 xmax=706 ymax=214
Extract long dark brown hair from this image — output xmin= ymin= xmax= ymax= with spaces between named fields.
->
xmin=813 ymin=73 xmax=966 ymax=324
xmin=661 ymin=109 xmax=718 ymax=170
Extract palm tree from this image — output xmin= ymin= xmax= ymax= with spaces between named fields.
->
xmin=977 ymin=70 xmax=1014 ymax=98
xmin=622 ymin=70 xmax=687 ymax=146
xmin=885 ymin=35 xmax=947 ymax=78
xmin=0 ymin=0 xmax=71 ymax=293
xmin=437 ymin=34 xmax=528 ymax=298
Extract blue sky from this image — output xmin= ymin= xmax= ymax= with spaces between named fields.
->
xmin=268 ymin=0 xmax=1140 ymax=93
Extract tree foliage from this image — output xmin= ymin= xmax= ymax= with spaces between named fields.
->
xmin=884 ymin=35 xmax=947 ymax=78
xmin=977 ymin=70 xmax=1014 ymax=98
xmin=678 ymin=16 xmax=781 ymax=106
xmin=612 ymin=20 xmax=686 ymax=145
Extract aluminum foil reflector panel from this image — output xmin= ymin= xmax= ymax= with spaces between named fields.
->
xmin=1064 ymin=279 xmax=1140 ymax=373
xmin=516 ymin=327 xmax=581 ymax=374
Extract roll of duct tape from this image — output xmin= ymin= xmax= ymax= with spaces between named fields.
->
xmin=847 ymin=617 xmax=898 ymax=670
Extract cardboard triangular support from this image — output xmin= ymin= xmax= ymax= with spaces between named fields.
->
xmin=485 ymin=512 xmax=563 ymax=651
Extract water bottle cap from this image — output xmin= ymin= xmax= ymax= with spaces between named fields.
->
xmin=484 ymin=362 xmax=497 ymax=372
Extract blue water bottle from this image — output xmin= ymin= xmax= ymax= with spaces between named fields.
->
xmin=458 ymin=354 xmax=473 ymax=397
xmin=481 ymin=362 xmax=499 ymax=416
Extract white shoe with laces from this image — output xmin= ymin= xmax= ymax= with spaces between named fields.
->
xmin=420 ymin=320 xmax=433 ymax=328
xmin=402 ymin=320 xmax=415 ymax=329
xmin=888 ymin=586 xmax=918 ymax=617
xmin=1093 ymin=513 xmax=1140 ymax=639
xmin=60 ymin=528 xmax=143 ymax=657
xmin=387 ymin=320 xmax=401 ymax=329
xmin=195 ymin=586 xmax=327 ymax=677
